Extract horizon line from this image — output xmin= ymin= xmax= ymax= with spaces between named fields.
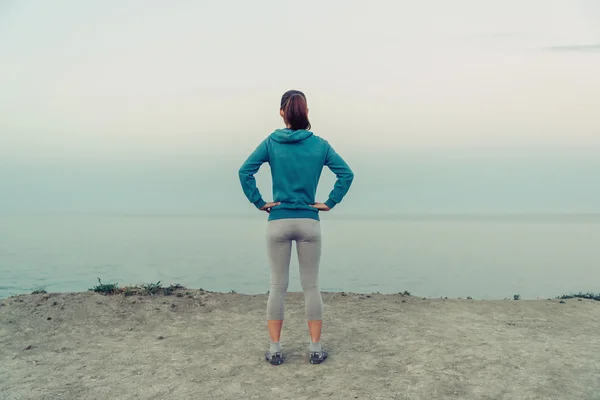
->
xmin=2 ymin=212 xmax=600 ymax=221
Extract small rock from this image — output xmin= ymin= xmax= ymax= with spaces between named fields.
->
xmin=24 ymin=345 xmax=34 ymax=351
xmin=157 ymin=336 xmax=165 ymax=340
xmin=559 ymin=300 xmax=566 ymax=304
xmin=47 ymin=317 xmax=52 ymax=321
xmin=341 ymin=293 xmax=347 ymax=297
xmin=366 ymin=295 xmax=372 ymax=298
xmin=52 ymin=301 xmax=58 ymax=306
xmin=171 ymin=303 xmax=177 ymax=308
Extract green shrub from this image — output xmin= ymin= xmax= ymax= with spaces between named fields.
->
xmin=90 ymin=278 xmax=119 ymax=295
xmin=556 ymin=292 xmax=600 ymax=302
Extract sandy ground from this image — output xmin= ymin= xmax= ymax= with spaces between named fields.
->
xmin=1 ymin=290 xmax=599 ymax=400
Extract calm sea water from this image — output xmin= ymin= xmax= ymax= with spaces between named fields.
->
xmin=1 ymin=215 xmax=598 ymax=300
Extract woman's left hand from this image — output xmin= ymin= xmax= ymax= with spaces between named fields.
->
xmin=260 ymin=202 xmax=281 ymax=213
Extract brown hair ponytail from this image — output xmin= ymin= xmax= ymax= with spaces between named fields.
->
xmin=280 ymin=90 xmax=311 ymax=131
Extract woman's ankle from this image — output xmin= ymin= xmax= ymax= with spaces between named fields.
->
xmin=308 ymin=341 xmax=322 ymax=353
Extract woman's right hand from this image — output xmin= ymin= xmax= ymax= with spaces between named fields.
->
xmin=310 ymin=203 xmax=331 ymax=212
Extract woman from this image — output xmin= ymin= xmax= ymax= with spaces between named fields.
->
xmin=238 ymin=90 xmax=354 ymax=365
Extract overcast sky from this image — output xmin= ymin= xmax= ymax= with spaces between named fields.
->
xmin=1 ymin=0 xmax=599 ymax=213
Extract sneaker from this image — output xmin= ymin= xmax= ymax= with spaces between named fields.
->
xmin=265 ymin=351 xmax=284 ymax=366
xmin=309 ymin=349 xmax=328 ymax=364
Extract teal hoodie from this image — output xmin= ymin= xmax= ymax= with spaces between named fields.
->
xmin=239 ymin=128 xmax=354 ymax=221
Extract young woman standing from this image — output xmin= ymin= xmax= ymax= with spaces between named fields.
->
xmin=238 ymin=90 xmax=354 ymax=365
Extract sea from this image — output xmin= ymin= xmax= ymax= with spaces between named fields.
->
xmin=1 ymin=214 xmax=598 ymax=300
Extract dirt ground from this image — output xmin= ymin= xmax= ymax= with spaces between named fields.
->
xmin=1 ymin=290 xmax=599 ymax=400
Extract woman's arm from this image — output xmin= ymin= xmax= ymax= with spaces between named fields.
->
xmin=323 ymin=144 xmax=354 ymax=209
xmin=238 ymin=139 xmax=269 ymax=209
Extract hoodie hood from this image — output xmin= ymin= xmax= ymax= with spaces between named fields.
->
xmin=270 ymin=128 xmax=313 ymax=143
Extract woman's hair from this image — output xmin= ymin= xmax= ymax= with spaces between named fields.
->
xmin=280 ymin=90 xmax=311 ymax=131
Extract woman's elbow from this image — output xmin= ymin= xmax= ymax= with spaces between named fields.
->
xmin=346 ymin=170 xmax=355 ymax=182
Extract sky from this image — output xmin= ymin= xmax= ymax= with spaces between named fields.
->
xmin=1 ymin=0 xmax=599 ymax=214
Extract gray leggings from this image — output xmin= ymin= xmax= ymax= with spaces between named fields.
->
xmin=266 ymin=218 xmax=323 ymax=321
